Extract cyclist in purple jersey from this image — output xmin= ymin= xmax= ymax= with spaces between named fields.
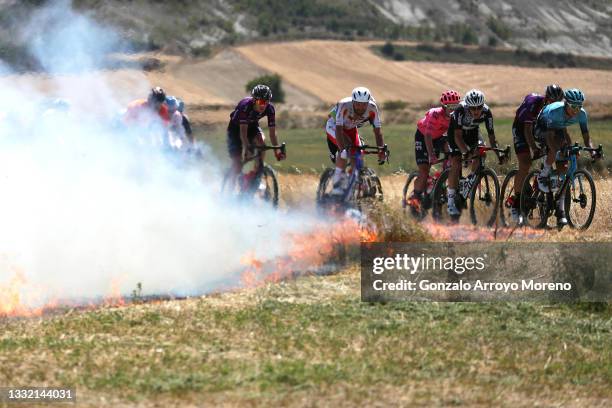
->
xmin=227 ymin=85 xmax=285 ymax=177
xmin=510 ymin=84 xmax=563 ymax=221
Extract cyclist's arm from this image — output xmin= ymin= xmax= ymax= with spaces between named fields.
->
xmin=485 ymin=110 xmax=498 ymax=147
xmin=373 ymin=126 xmax=384 ymax=148
xmin=424 ymin=132 xmax=435 ymax=158
xmin=240 ymin=123 xmax=249 ymax=150
xmin=269 ymin=126 xmax=279 ymax=146
xmin=336 ymin=124 xmax=346 ymax=150
xmin=523 ymin=122 xmax=537 ymax=151
xmin=579 ymin=111 xmax=592 ymax=148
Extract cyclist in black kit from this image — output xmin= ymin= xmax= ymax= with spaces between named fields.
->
xmin=446 ymin=89 xmax=500 ymax=217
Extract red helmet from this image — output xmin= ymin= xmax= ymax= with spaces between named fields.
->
xmin=440 ymin=90 xmax=461 ymax=105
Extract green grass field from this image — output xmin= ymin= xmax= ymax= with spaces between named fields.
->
xmin=197 ymin=119 xmax=612 ymax=176
xmin=1 ymin=269 xmax=610 ymax=407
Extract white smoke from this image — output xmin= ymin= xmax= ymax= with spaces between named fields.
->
xmin=0 ymin=1 xmax=339 ymax=309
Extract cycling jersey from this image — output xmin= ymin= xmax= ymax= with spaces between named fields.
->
xmin=123 ymin=99 xmax=170 ymax=126
xmin=417 ymin=107 xmax=450 ymax=140
xmin=512 ymin=93 xmax=545 ymax=154
xmin=330 ymin=97 xmax=382 ymax=130
xmin=449 ymin=102 xmax=494 ymax=134
xmin=514 ymin=94 xmax=545 ymax=126
xmin=228 ymin=97 xmax=275 ymax=129
xmin=537 ymin=101 xmax=588 ymax=133
xmin=447 ymin=102 xmax=493 ymax=155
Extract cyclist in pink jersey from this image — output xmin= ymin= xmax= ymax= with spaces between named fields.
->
xmin=409 ymin=90 xmax=460 ymax=210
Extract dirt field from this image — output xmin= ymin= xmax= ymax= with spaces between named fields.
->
xmin=236 ymin=40 xmax=612 ymax=105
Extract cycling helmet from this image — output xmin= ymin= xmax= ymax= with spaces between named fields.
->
xmin=564 ymin=88 xmax=585 ymax=105
xmin=166 ymin=96 xmax=179 ymax=111
xmin=352 ymin=86 xmax=371 ymax=103
xmin=251 ymin=84 xmax=272 ymax=101
xmin=148 ymin=87 xmax=166 ymax=104
xmin=545 ymin=84 xmax=563 ymax=101
xmin=464 ymin=89 xmax=485 ymax=107
xmin=441 ymin=90 xmax=460 ymax=105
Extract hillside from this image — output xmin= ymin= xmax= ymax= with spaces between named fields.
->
xmin=1 ymin=0 xmax=612 ymax=61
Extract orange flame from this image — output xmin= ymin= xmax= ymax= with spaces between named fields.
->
xmin=239 ymin=218 xmax=377 ymax=288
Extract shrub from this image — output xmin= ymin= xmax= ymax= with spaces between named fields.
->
xmin=245 ymin=73 xmax=286 ymax=103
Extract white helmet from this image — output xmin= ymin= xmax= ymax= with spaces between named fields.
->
xmin=352 ymin=87 xmax=371 ymax=103
xmin=464 ymin=89 xmax=485 ymax=107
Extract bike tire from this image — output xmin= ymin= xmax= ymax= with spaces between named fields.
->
xmin=565 ymin=169 xmax=596 ymax=230
xmin=316 ymin=167 xmax=335 ymax=205
xmin=260 ymin=164 xmax=280 ymax=208
xmin=402 ymin=172 xmax=428 ymax=220
xmin=499 ymin=169 xmax=518 ymax=227
xmin=431 ymin=169 xmax=451 ymax=223
xmin=520 ymin=169 xmax=549 ymax=229
xmin=469 ymin=168 xmax=500 ymax=227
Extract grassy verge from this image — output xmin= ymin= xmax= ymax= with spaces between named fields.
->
xmin=196 ymin=119 xmax=612 ymax=175
xmin=1 ymin=267 xmax=610 ymax=407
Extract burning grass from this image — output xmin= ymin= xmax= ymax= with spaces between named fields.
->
xmin=0 ymin=266 xmax=610 ymax=407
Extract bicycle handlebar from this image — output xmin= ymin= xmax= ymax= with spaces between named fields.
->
xmin=462 ymin=145 xmax=511 ymax=165
xmin=346 ymin=144 xmax=390 ymax=165
xmin=561 ymin=142 xmax=604 ymax=163
xmin=243 ymin=143 xmax=287 ymax=164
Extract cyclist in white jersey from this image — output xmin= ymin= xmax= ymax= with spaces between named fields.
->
xmin=325 ymin=87 xmax=386 ymax=194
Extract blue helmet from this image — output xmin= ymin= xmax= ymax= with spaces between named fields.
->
xmin=165 ymin=96 xmax=179 ymax=111
xmin=178 ymin=99 xmax=185 ymax=113
xmin=564 ymin=88 xmax=585 ymax=106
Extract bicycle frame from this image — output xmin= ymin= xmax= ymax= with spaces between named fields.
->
xmin=339 ymin=144 xmax=388 ymax=203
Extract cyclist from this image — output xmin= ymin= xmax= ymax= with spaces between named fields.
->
xmin=227 ymin=84 xmax=285 ymax=178
xmin=447 ymin=89 xmax=500 ymax=217
xmin=326 ymin=87 xmax=386 ymax=195
xmin=534 ymin=88 xmax=598 ymax=226
xmin=124 ymin=87 xmax=170 ymax=126
xmin=165 ymin=96 xmax=188 ymax=149
xmin=177 ymin=99 xmax=194 ymax=144
xmin=510 ymin=84 xmax=564 ymax=221
xmin=408 ymin=89 xmax=460 ymax=212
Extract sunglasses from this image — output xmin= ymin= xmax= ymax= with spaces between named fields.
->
xmin=567 ymin=103 xmax=582 ymax=111
xmin=444 ymin=103 xmax=459 ymax=110
xmin=468 ymin=105 xmax=484 ymax=111
xmin=255 ymin=98 xmax=269 ymax=107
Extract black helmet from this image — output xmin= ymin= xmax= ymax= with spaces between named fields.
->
xmin=251 ymin=84 xmax=272 ymax=101
xmin=148 ymin=87 xmax=166 ymax=104
xmin=545 ymin=84 xmax=563 ymax=101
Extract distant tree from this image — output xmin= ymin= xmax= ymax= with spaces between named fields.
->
xmin=245 ymin=74 xmax=286 ymax=103
xmin=381 ymin=41 xmax=395 ymax=57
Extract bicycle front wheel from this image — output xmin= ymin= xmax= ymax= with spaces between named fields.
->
xmin=520 ymin=170 xmax=549 ymax=229
xmin=431 ymin=169 xmax=451 ymax=223
xmin=252 ymin=165 xmax=280 ymax=208
xmin=499 ymin=169 xmax=517 ymax=227
xmin=469 ymin=168 xmax=500 ymax=227
xmin=565 ymin=169 xmax=596 ymax=230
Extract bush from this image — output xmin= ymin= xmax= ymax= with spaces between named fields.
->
xmin=245 ymin=74 xmax=286 ymax=103
xmin=381 ymin=41 xmax=395 ymax=57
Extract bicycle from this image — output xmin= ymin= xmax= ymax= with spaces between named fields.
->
xmin=520 ymin=143 xmax=603 ymax=230
xmin=431 ymin=145 xmax=510 ymax=226
xmin=401 ymin=153 xmax=451 ymax=220
xmin=316 ymin=144 xmax=389 ymax=211
xmin=221 ymin=143 xmax=286 ymax=208
xmin=499 ymin=150 xmax=546 ymax=227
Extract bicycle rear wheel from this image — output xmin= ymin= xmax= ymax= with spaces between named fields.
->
xmin=520 ymin=170 xmax=549 ymax=228
xmin=565 ymin=169 xmax=596 ymax=230
xmin=402 ymin=172 xmax=427 ymax=220
xmin=469 ymin=168 xmax=500 ymax=227
xmin=316 ymin=168 xmax=335 ymax=205
xmin=499 ymin=169 xmax=517 ymax=227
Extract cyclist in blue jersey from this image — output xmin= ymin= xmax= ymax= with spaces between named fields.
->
xmin=534 ymin=88 xmax=600 ymax=226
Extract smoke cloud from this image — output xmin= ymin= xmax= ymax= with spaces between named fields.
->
xmin=0 ymin=1 xmax=350 ymax=311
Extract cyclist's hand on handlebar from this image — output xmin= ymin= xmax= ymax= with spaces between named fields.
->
xmin=378 ymin=149 xmax=387 ymax=164
xmin=274 ymin=150 xmax=286 ymax=161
